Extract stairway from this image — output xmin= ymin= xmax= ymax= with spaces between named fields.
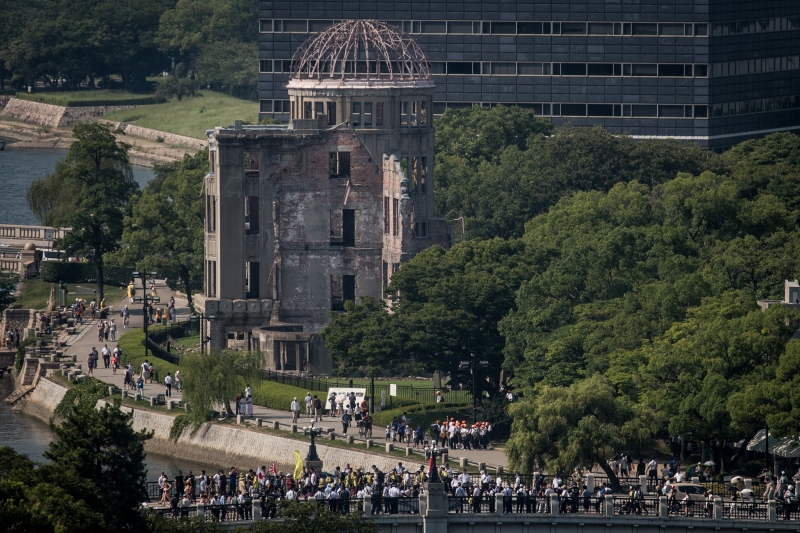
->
xmin=4 ymin=384 xmax=34 ymax=406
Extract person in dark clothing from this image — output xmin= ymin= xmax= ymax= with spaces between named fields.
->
xmin=229 ymin=467 xmax=237 ymax=495
xmin=174 ymin=471 xmax=185 ymax=497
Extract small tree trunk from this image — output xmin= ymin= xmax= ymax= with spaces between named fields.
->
xmin=180 ymin=264 xmax=193 ymax=306
xmin=598 ymin=459 xmax=623 ymax=492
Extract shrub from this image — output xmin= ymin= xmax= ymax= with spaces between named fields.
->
xmin=39 ymin=262 xmax=133 ymax=286
xmin=252 ymin=381 xmax=311 ymax=413
xmin=54 ymin=376 xmax=109 ymax=417
xmin=14 ymin=337 xmax=36 ymax=372
xmin=372 ymin=403 xmax=472 ymax=429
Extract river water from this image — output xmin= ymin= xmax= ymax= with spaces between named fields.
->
xmin=0 ymin=149 xmax=155 ymax=225
xmin=0 ymin=375 xmax=222 ymax=480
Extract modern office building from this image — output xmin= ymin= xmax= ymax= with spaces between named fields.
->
xmin=257 ymin=1 xmax=800 ymax=150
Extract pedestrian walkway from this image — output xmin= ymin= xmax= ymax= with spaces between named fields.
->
xmin=59 ymin=283 xmax=508 ymax=468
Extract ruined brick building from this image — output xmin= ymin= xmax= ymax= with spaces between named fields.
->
xmin=193 ymin=20 xmax=449 ymax=374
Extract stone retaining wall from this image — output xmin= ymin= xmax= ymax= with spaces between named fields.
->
xmin=1 ymin=98 xmax=138 ymax=128
xmin=0 ymin=96 xmax=11 ymax=113
xmin=21 ymin=376 xmax=67 ymax=423
xmin=107 ymin=121 xmax=206 ymax=150
xmin=24 ymin=378 xmax=419 ymax=474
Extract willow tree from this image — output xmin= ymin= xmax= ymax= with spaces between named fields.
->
xmin=180 ymin=349 xmax=265 ymax=421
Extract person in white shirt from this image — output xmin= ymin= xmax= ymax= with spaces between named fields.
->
xmin=305 ymin=392 xmax=313 ymax=415
xmin=245 ymin=385 xmax=252 ymax=398
xmin=164 ymin=373 xmax=173 ymax=397
xmin=291 ymin=397 xmax=300 ymax=422
xmin=286 ymin=488 xmax=297 ymax=500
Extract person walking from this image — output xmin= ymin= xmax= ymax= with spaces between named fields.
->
xmin=122 ymin=305 xmax=130 ymax=328
xmin=110 ymin=319 xmax=117 ymax=341
xmin=341 ymin=410 xmax=351 ymax=434
xmin=305 ymin=392 xmax=313 ymax=415
xmin=175 ymin=370 xmax=182 ymax=392
xmin=101 ymin=344 xmax=110 ymax=369
xmin=86 ymin=352 xmax=95 ymax=376
xmin=164 ymin=372 xmax=173 ymax=397
xmin=291 ymin=397 xmax=300 ymax=423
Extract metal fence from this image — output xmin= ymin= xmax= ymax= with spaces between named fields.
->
xmin=370 ymin=496 xmax=420 ymax=515
xmin=612 ymin=497 xmax=661 ymax=516
xmin=724 ymin=502 xmax=769 ymax=520
xmin=262 ymin=370 xmax=472 ymax=405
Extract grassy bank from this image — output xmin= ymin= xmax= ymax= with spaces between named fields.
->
xmin=116 ymin=327 xmax=180 ymax=379
xmin=14 ymin=280 xmax=126 ymax=310
xmin=104 ymin=91 xmax=259 ymax=139
xmin=15 ymin=91 xmax=164 ymax=107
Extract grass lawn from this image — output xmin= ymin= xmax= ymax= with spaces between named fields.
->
xmin=14 ymin=280 xmax=127 ymax=310
xmin=104 ymin=91 xmax=259 ymax=139
xmin=15 ymin=91 xmax=164 ymax=107
xmin=116 ymin=327 xmax=180 ymax=379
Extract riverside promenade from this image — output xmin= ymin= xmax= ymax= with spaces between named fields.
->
xmin=58 ymin=284 xmax=508 ymax=469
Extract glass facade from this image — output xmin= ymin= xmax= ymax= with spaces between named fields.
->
xmin=258 ymin=1 xmax=800 ymax=149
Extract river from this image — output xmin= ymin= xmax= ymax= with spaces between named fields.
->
xmin=0 ymin=370 xmax=221 ymax=481
xmin=0 ymin=149 xmax=155 ymax=226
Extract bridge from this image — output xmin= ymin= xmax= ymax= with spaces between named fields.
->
xmin=144 ymin=484 xmax=798 ymax=533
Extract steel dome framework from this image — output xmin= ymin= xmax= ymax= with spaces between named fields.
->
xmin=291 ymin=20 xmax=431 ymax=81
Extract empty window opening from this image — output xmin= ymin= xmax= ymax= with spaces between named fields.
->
xmin=330 ymin=209 xmax=355 ymax=246
xmin=419 ymin=101 xmax=427 ymax=126
xmin=383 ymin=261 xmax=389 ymax=288
xmin=331 ymin=274 xmax=355 ymax=311
xmin=314 ymin=101 xmax=324 ymax=118
xmin=351 ymin=102 xmax=361 ymax=126
xmin=245 ymin=195 xmax=259 ymax=234
xmin=384 ymin=196 xmax=390 ymax=234
xmin=411 ymin=101 xmax=418 ymax=126
xmin=376 ymin=102 xmax=384 ymax=126
xmin=246 ymin=261 xmax=260 ymax=299
xmin=244 ymin=152 xmax=259 ymax=174
xmin=207 ymin=260 xmax=217 ymax=297
xmin=401 ymin=101 xmax=409 ymax=125
xmin=206 ymin=195 xmax=216 ymax=232
xmin=392 ymin=198 xmax=399 ymax=236
xmin=363 ymin=102 xmax=373 ymax=127
xmin=304 ymin=101 xmax=313 ymax=119
xmin=330 ymin=152 xmax=350 ymax=179
xmin=327 ymin=102 xmax=337 ymax=125
xmin=420 ymin=157 xmax=427 ymax=193
xmin=412 ymin=157 xmax=419 ymax=191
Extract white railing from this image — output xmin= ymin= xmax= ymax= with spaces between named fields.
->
xmin=0 ymin=224 xmax=71 ymax=242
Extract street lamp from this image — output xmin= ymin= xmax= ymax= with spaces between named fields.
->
xmin=423 ymin=446 xmax=448 ymax=483
xmin=132 ymin=271 xmax=159 ymax=360
xmin=460 ymin=354 xmax=489 ymax=424
xmin=302 ymin=420 xmax=324 ymax=471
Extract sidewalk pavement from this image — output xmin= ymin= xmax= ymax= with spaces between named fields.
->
xmin=59 ymin=283 xmax=509 ymax=468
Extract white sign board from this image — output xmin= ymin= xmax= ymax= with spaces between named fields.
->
xmin=390 ymin=384 xmax=397 ymax=396
xmin=325 ymin=387 xmax=366 ymax=411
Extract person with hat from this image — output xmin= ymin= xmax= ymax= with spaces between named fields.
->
xmin=290 ymin=397 xmax=300 ymax=423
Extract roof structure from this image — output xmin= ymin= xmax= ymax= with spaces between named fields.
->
xmin=290 ymin=20 xmax=431 ymax=81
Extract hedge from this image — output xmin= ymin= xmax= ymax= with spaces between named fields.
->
xmin=40 ymin=262 xmax=134 ymax=286
xmin=15 ymin=92 xmax=166 ymax=107
xmin=372 ymin=403 xmax=472 ymax=429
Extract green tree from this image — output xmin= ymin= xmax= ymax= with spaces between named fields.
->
xmin=31 ymin=123 xmax=138 ymax=301
xmin=239 ymin=500 xmax=377 ymax=533
xmin=180 ymin=349 xmax=265 ymax=418
xmin=45 ymin=400 xmax=153 ymax=532
xmin=0 ymin=271 xmax=18 ymax=313
xmin=506 ymin=375 xmax=652 ymax=488
xmin=109 ymin=150 xmax=207 ymax=304
xmin=195 ymin=40 xmax=258 ymax=99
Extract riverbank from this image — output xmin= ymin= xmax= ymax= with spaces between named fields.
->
xmin=0 ymin=97 xmax=203 ymax=167
xmin=18 ymin=373 xmax=430 ymax=474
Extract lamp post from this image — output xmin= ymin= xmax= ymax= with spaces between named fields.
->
xmin=424 ymin=446 xmax=448 ymax=483
xmin=460 ymin=353 xmax=489 ymax=425
xmin=302 ymin=420 xmax=324 ymax=472
xmin=132 ymin=271 xmax=159 ymax=360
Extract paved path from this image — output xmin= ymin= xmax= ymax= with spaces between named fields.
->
xmin=58 ymin=285 xmax=509 ymax=468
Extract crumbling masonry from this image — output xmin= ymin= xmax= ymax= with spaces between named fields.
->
xmin=193 ymin=21 xmax=448 ymax=374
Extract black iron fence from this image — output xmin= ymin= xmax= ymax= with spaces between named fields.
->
xmin=369 ymin=496 xmax=420 ymax=515
xmin=262 ymin=370 xmax=472 ymax=405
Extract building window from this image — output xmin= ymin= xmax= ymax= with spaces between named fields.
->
xmin=330 ymin=209 xmax=355 ymax=246
xmin=331 ymin=274 xmax=355 ymax=311
xmin=415 ymin=222 xmax=428 ymax=237
xmin=400 ymin=101 xmax=409 ymax=125
xmin=245 ymin=196 xmax=259 ymax=235
xmin=420 ymin=157 xmax=427 ymax=193
xmin=246 ymin=261 xmax=260 ymax=299
xmin=375 ymin=102 xmax=384 ymax=127
xmin=207 ymin=260 xmax=216 ymax=297
xmin=383 ymin=197 xmax=390 ymax=234
xmin=351 ymin=102 xmax=361 ymax=126
xmin=326 ymin=102 xmax=336 ymax=125
xmin=392 ymin=198 xmax=399 ymax=236
xmin=259 ymin=60 xmax=273 ymax=73
xmin=363 ymin=102 xmax=372 ymax=127
xmin=259 ymin=100 xmax=273 ymax=113
xmin=206 ymin=195 xmax=216 ymax=232
xmin=314 ymin=101 xmax=325 ymax=119
xmin=383 ymin=261 xmax=389 ymax=288
xmin=259 ymin=19 xmax=273 ymax=32
xmin=329 ymin=152 xmax=350 ymax=179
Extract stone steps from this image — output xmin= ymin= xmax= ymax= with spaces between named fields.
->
xmin=4 ymin=384 xmax=34 ymax=405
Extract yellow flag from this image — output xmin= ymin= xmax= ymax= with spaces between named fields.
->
xmin=293 ymin=450 xmax=303 ymax=479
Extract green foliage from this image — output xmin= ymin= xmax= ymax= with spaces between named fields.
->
xmin=116 ymin=326 xmax=180 ymax=376
xmin=54 ymin=376 xmax=110 ymax=418
xmin=147 ymin=513 xmax=226 ymax=533
xmin=39 ymin=262 xmax=93 ymax=283
xmin=434 ymin=109 xmax=720 ymax=240
xmin=236 ymin=500 xmax=377 ymax=533
xmin=155 ymin=75 xmax=200 ymax=101
xmin=372 ymin=403 xmax=471 ymax=428
xmin=107 ymin=150 xmax=207 ymax=304
xmin=180 ymin=349 xmax=265 ymax=419
xmin=14 ymin=91 xmax=165 ymax=106
xmin=0 ymin=270 xmax=17 ymax=313
xmin=195 ymin=40 xmax=258 ymax=100
xmin=14 ymin=337 xmax=36 ymax=372
xmin=45 ymin=400 xmax=153 ymax=531
xmin=169 ymin=414 xmax=194 ymax=442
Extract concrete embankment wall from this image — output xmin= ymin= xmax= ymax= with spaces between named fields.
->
xmin=1 ymin=98 xmax=137 ymax=128
xmin=21 ymin=377 xmax=67 ymax=424
xmin=105 ymin=121 xmax=207 ymax=150
xmin=24 ymin=377 xmax=419 ymax=473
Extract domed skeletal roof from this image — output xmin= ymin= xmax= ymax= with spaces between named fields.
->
xmin=291 ymin=20 xmax=431 ymax=81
